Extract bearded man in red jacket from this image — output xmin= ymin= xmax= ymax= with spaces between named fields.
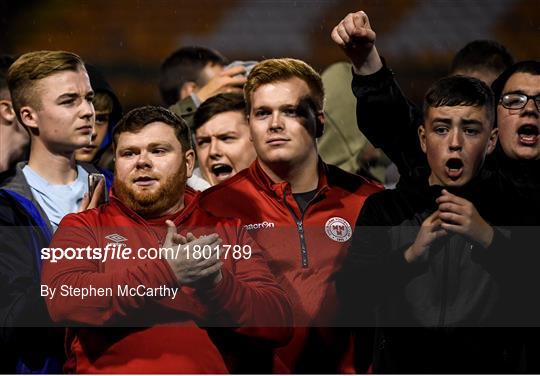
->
xmin=41 ymin=106 xmax=292 ymax=373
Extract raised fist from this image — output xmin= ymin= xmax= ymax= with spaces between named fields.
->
xmin=331 ymin=10 xmax=383 ymax=75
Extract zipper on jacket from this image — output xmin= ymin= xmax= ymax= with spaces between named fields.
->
xmin=438 ymin=239 xmax=451 ymax=326
xmin=282 ymin=188 xmax=324 ymax=269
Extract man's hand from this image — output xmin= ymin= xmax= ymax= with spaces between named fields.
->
xmin=331 ymin=10 xmax=383 ymax=75
xmin=78 ymin=178 xmax=105 ymax=212
xmin=163 ymin=220 xmax=223 ymax=288
xmin=196 ymin=66 xmax=247 ymax=103
xmin=436 ymin=189 xmax=494 ymax=248
xmin=404 ymin=210 xmax=447 ymax=263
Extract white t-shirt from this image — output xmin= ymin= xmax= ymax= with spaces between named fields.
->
xmin=23 ymin=165 xmax=89 ymax=231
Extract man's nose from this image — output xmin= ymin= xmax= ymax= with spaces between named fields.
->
xmin=269 ymin=111 xmax=284 ymax=132
xmin=136 ymin=151 xmax=152 ymax=168
xmin=449 ymin=129 xmax=463 ymax=151
xmin=209 ymin=138 xmax=222 ymax=158
xmin=81 ymin=99 xmax=94 ymax=120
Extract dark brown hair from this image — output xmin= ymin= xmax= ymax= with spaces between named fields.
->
xmin=113 ymin=106 xmax=192 ymax=151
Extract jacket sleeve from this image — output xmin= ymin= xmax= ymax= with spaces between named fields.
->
xmin=0 ymin=211 xmax=54 ymax=339
xmin=169 ymin=95 xmax=197 ymax=129
xmin=42 ymin=213 xmax=178 ymax=325
xmin=0 ymin=200 xmax=66 ymax=372
xmin=196 ymin=221 xmax=293 ymax=345
xmin=0 ymin=223 xmax=43 ymax=328
xmin=352 ymin=63 xmax=429 ymax=182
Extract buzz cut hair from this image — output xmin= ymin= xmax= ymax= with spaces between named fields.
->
xmin=423 ymin=75 xmax=495 ymax=127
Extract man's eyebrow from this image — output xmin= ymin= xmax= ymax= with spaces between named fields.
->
xmin=147 ymin=142 xmax=173 ymax=148
xmin=431 ymin=117 xmax=452 ymax=124
xmin=504 ymin=90 xmax=527 ymax=95
xmin=503 ymin=90 xmax=540 ymax=96
xmin=116 ymin=145 xmax=137 ymax=152
xmin=57 ymin=90 xmax=94 ymax=100
xmin=57 ymin=93 xmax=79 ymax=100
xmin=217 ymin=131 xmax=238 ymax=136
xmin=461 ymin=118 xmax=483 ymax=126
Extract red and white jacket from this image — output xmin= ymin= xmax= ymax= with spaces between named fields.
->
xmin=42 ymin=188 xmax=292 ymax=374
xmin=199 ymin=160 xmax=382 ymax=372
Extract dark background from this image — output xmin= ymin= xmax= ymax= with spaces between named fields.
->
xmin=1 ymin=0 xmax=539 ymax=110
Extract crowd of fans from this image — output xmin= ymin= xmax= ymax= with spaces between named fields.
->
xmin=0 ymin=8 xmax=539 ymax=374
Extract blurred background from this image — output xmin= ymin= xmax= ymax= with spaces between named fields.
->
xmin=1 ymin=0 xmax=539 ymax=111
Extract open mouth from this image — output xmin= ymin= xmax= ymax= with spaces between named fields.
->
xmin=133 ymin=176 xmax=157 ymax=186
xmin=211 ymin=164 xmax=234 ymax=182
xmin=445 ymin=158 xmax=464 ymax=180
xmin=517 ymin=124 xmax=539 ymax=146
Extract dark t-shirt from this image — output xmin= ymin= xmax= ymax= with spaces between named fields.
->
xmin=293 ymin=189 xmax=318 ymax=213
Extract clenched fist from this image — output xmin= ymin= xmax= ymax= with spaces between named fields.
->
xmin=331 ymin=10 xmax=383 ymax=75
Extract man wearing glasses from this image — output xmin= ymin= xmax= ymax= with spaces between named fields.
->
xmin=493 ymin=62 xmax=540 ymax=161
xmin=489 ymin=61 xmax=540 ymax=373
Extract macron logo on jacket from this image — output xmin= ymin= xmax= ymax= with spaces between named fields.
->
xmin=244 ymin=221 xmax=276 ymax=231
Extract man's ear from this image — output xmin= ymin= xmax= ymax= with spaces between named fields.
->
xmin=315 ymin=111 xmax=325 ymax=138
xmin=19 ymin=106 xmax=39 ymax=130
xmin=486 ymin=127 xmax=498 ymax=155
xmin=179 ymin=82 xmax=198 ymax=101
xmin=184 ymin=149 xmax=196 ymax=179
xmin=418 ymin=125 xmax=427 ymax=153
xmin=0 ymin=100 xmax=16 ymax=124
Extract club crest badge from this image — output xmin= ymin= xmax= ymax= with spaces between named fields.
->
xmin=325 ymin=217 xmax=352 ymax=242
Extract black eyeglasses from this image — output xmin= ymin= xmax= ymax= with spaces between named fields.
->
xmin=500 ymin=93 xmax=540 ymax=111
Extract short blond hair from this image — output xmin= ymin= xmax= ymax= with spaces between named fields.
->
xmin=7 ymin=50 xmax=85 ymax=121
xmin=244 ymin=58 xmax=324 ymax=114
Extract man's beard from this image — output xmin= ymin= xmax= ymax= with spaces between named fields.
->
xmin=113 ymin=169 xmax=187 ymax=218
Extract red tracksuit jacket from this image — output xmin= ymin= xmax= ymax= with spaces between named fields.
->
xmin=42 ymin=188 xmax=292 ymax=373
xmin=199 ymin=160 xmax=382 ymax=372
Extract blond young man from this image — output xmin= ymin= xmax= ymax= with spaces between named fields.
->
xmin=0 ymin=51 xmax=103 ymax=373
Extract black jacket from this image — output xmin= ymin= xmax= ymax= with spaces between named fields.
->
xmin=337 ymin=178 xmax=513 ymax=372
xmin=350 ymin=64 xmax=540 ymax=371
